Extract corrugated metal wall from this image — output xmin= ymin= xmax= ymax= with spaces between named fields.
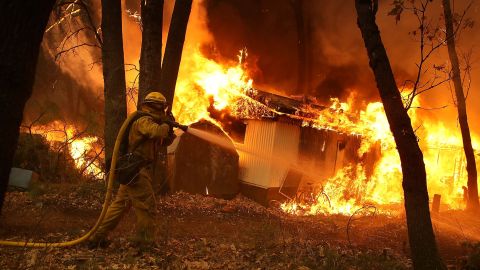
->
xmin=239 ymin=120 xmax=368 ymax=190
xmin=239 ymin=120 xmax=276 ymax=188
xmin=238 ymin=120 xmax=300 ymax=188
xmin=269 ymin=122 xmax=300 ymax=187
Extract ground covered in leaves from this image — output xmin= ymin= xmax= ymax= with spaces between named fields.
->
xmin=0 ymin=182 xmax=479 ymax=269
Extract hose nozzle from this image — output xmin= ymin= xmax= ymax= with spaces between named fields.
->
xmin=165 ymin=120 xmax=188 ymax=132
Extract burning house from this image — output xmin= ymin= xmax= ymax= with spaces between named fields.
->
xmin=18 ymin=46 xmax=478 ymax=215
xmin=218 ymin=89 xmax=381 ymax=206
xmin=166 ymin=50 xmax=477 ymax=214
xmin=15 ymin=25 xmax=478 ymax=215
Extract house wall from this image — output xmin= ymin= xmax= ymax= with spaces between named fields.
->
xmin=298 ymin=128 xmax=342 ymax=181
xmin=298 ymin=127 xmax=365 ymax=189
xmin=238 ymin=119 xmax=375 ymax=205
xmin=269 ymin=122 xmax=300 ymax=187
xmin=238 ymin=119 xmax=300 ymax=188
xmin=239 ymin=120 xmax=276 ymax=188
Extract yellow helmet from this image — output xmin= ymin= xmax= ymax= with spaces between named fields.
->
xmin=143 ymin=92 xmax=167 ymax=105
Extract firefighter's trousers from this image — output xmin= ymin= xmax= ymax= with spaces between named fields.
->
xmin=91 ymin=168 xmax=157 ymax=243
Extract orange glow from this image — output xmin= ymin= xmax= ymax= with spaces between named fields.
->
xmin=28 ymin=121 xmax=104 ymax=178
xmin=172 ymin=49 xmax=254 ymax=125
xmin=281 ymin=97 xmax=479 ymax=215
xmin=29 ymin=38 xmax=479 ymax=214
xmin=168 ymin=48 xmax=478 ymax=215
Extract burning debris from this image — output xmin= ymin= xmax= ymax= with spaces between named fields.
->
xmin=3 ymin=1 xmax=480 ymax=269
xmin=18 ymin=46 xmax=480 ymax=217
xmin=18 ymin=121 xmax=104 ymax=180
xmin=167 ymin=49 xmax=479 ymax=216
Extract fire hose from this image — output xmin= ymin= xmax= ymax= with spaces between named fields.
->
xmin=0 ymin=111 xmax=143 ymax=247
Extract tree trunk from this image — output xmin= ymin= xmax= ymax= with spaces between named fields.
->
xmin=355 ymin=1 xmax=446 ymax=269
xmin=442 ymin=0 xmax=479 ymax=212
xmin=160 ymin=0 xmax=193 ymax=105
xmin=0 ymin=0 xmax=56 ymax=213
xmin=139 ymin=0 xmax=167 ymax=194
xmin=292 ymin=0 xmax=307 ymax=94
xmin=138 ymin=0 xmax=164 ymax=105
xmin=102 ymin=0 xmax=128 ymax=166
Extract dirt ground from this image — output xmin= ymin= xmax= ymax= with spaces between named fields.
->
xmin=0 ymin=182 xmax=479 ymax=270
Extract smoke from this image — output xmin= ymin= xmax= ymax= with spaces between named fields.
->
xmin=202 ymin=0 xmax=380 ymax=102
xmin=27 ymin=0 xmax=480 ymax=138
xmin=203 ymin=0 xmax=480 ymax=135
xmin=25 ymin=2 xmax=104 ymax=133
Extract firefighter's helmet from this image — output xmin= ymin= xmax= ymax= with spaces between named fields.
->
xmin=143 ymin=92 xmax=167 ymax=105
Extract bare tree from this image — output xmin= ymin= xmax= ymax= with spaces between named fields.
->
xmin=50 ymin=0 xmax=103 ymax=60
xmin=159 ymin=0 xmax=193 ymax=105
xmin=138 ymin=0 xmax=164 ymax=104
xmin=101 ymin=0 xmax=128 ymax=166
xmin=442 ymin=0 xmax=479 ymax=212
xmin=0 ymin=0 xmax=56 ymax=213
xmin=389 ymin=0 xmax=453 ymax=110
xmin=355 ymin=0 xmax=446 ymax=269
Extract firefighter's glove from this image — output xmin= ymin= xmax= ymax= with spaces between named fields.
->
xmin=178 ymin=124 xmax=188 ymax=132
xmin=165 ymin=120 xmax=188 ymax=132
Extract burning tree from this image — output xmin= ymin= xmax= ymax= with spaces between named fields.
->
xmin=355 ymin=0 xmax=445 ymax=269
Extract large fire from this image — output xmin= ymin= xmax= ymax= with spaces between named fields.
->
xmin=26 ymin=46 xmax=478 ymax=215
xmin=171 ymin=49 xmax=479 ymax=216
xmin=172 ymin=49 xmax=255 ymax=125
xmin=27 ymin=0 xmax=478 ymax=218
xmin=282 ymin=98 xmax=478 ymax=215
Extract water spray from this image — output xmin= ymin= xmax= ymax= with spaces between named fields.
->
xmin=185 ymin=127 xmax=320 ymax=182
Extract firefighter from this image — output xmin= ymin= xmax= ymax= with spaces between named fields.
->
xmin=88 ymin=92 xmax=173 ymax=249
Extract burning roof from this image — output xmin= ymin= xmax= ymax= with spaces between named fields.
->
xmin=233 ymin=88 xmax=362 ymax=132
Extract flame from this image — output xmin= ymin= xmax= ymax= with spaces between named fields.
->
xmin=27 ymin=37 xmax=479 ymax=214
xmin=27 ymin=121 xmax=104 ymax=178
xmin=169 ymin=48 xmax=478 ymax=215
xmin=281 ymin=97 xmax=479 ymax=215
xmin=172 ymin=49 xmax=253 ymax=125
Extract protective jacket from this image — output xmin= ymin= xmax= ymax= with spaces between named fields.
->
xmin=128 ymin=111 xmax=170 ymax=161
xmin=90 ymin=107 xmax=170 ymax=244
